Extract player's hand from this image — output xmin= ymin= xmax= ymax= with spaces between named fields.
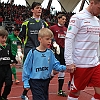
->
xmin=11 ymin=63 xmax=16 ymax=67
xmin=24 ymin=88 xmax=30 ymax=90
xmin=66 ymin=64 xmax=76 ymax=73
xmin=53 ymin=41 xmax=60 ymax=55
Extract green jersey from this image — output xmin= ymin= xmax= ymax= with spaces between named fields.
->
xmin=6 ymin=33 xmax=22 ymax=56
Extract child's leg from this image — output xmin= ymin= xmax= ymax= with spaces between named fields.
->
xmin=0 ymin=79 xmax=4 ymax=99
xmin=22 ymin=89 xmax=29 ymax=95
xmin=58 ymin=72 xmax=66 ymax=97
xmin=11 ymin=66 xmax=17 ymax=80
xmin=58 ymin=72 xmax=64 ymax=91
xmin=29 ymin=79 xmax=50 ymax=100
xmin=2 ymin=67 xmax=13 ymax=99
xmin=11 ymin=66 xmax=20 ymax=83
xmin=21 ymin=89 xmax=29 ymax=100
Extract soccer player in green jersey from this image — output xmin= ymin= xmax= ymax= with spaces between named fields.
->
xmin=6 ymin=26 xmax=22 ymax=84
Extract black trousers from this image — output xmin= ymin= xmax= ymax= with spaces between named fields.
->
xmin=0 ymin=65 xmax=13 ymax=99
xmin=55 ymin=47 xmax=65 ymax=65
xmin=29 ymin=78 xmax=50 ymax=100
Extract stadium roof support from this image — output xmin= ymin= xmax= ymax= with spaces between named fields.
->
xmin=79 ymin=0 xmax=86 ymax=11
xmin=25 ymin=0 xmax=81 ymax=12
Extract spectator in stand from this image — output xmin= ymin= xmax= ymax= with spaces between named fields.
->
xmin=0 ymin=16 xmax=3 ymax=26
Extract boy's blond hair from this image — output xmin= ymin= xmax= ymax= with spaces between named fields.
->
xmin=0 ymin=29 xmax=8 ymax=37
xmin=38 ymin=28 xmax=54 ymax=39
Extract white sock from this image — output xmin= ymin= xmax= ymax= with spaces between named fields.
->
xmin=91 ymin=97 xmax=99 ymax=100
xmin=67 ymin=95 xmax=78 ymax=100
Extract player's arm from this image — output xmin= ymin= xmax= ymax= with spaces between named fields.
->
xmin=6 ymin=35 xmax=10 ymax=44
xmin=22 ymin=49 xmax=33 ymax=88
xmin=19 ymin=25 xmax=26 ymax=42
xmin=64 ymin=15 xmax=80 ymax=73
xmin=50 ymin=50 xmax=66 ymax=71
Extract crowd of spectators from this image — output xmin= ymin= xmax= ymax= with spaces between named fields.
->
xmin=0 ymin=2 xmax=75 ymax=33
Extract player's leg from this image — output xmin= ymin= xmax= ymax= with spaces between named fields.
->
xmin=0 ymin=67 xmax=5 ymax=99
xmin=21 ymin=48 xmax=30 ymax=100
xmin=89 ymin=65 xmax=100 ymax=100
xmin=58 ymin=72 xmax=66 ymax=97
xmin=67 ymin=67 xmax=94 ymax=100
xmin=2 ymin=66 xmax=13 ymax=100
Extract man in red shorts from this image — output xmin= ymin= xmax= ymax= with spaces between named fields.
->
xmin=64 ymin=0 xmax=100 ymax=100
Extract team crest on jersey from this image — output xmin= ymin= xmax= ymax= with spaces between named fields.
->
xmin=68 ymin=26 xmax=72 ymax=31
xmin=30 ymin=30 xmax=38 ymax=34
xmin=0 ymin=48 xmax=2 ymax=51
xmin=48 ymin=57 xmax=50 ymax=63
xmin=7 ymin=50 xmax=9 ymax=55
xmin=12 ymin=41 xmax=17 ymax=44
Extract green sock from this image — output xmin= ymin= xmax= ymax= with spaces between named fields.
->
xmin=11 ymin=66 xmax=17 ymax=80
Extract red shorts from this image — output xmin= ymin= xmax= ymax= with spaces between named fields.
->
xmin=70 ymin=64 xmax=100 ymax=92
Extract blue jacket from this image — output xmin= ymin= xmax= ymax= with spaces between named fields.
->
xmin=22 ymin=48 xmax=66 ymax=88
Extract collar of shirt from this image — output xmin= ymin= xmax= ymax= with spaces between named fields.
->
xmin=58 ymin=23 xmax=63 ymax=27
xmin=32 ymin=16 xmax=40 ymax=21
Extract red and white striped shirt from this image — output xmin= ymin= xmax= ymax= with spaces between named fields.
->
xmin=64 ymin=9 xmax=100 ymax=68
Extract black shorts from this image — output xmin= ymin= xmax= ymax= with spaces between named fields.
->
xmin=29 ymin=78 xmax=50 ymax=100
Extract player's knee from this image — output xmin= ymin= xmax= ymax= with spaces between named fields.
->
xmin=69 ymin=91 xmax=80 ymax=98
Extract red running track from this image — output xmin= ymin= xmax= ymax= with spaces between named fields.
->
xmin=6 ymin=69 xmax=94 ymax=100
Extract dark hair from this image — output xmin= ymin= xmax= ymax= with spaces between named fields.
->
xmin=14 ymin=26 xmax=20 ymax=31
xmin=57 ymin=14 xmax=66 ymax=19
xmin=31 ymin=2 xmax=41 ymax=9
xmin=0 ymin=29 xmax=8 ymax=36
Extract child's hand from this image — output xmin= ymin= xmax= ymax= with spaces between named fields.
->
xmin=53 ymin=70 xmax=58 ymax=75
xmin=24 ymin=88 xmax=30 ymax=90
xmin=66 ymin=64 xmax=76 ymax=73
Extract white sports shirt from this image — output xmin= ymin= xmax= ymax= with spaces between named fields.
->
xmin=64 ymin=9 xmax=100 ymax=68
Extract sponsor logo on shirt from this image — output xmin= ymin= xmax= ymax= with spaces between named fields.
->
xmin=84 ymin=21 xmax=90 ymax=23
xmin=0 ymin=57 xmax=10 ymax=61
xmin=36 ymin=67 xmax=48 ymax=72
xmin=30 ymin=23 xmax=35 ymax=24
xmin=87 ymin=27 xmax=100 ymax=33
xmin=30 ymin=30 xmax=39 ymax=34
xmin=58 ymin=34 xmax=66 ymax=38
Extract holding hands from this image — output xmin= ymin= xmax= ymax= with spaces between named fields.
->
xmin=66 ymin=64 xmax=76 ymax=73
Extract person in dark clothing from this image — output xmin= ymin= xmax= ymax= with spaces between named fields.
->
xmin=0 ymin=29 xmax=17 ymax=100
